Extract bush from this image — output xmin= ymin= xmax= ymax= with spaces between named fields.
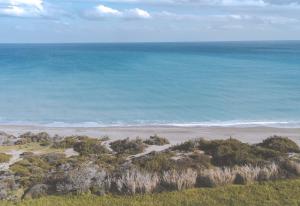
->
xmin=23 ymin=184 xmax=49 ymax=199
xmin=198 ymin=138 xmax=257 ymax=166
xmin=144 ymin=135 xmax=170 ymax=146
xmin=10 ymin=163 xmax=31 ymax=177
xmin=90 ymin=170 xmax=109 ymax=195
xmin=16 ymin=132 xmax=51 ymax=146
xmin=133 ymin=152 xmax=176 ymax=172
xmin=197 ymin=138 xmax=285 ymax=167
xmin=73 ymin=138 xmax=109 ymax=156
xmin=0 ymin=171 xmax=19 ymax=201
xmin=110 ymin=138 xmax=147 ymax=155
xmin=258 ymin=136 xmax=300 ymax=153
xmin=41 ymin=153 xmax=67 ymax=165
xmin=10 ymin=156 xmax=52 ymax=187
xmin=94 ymin=154 xmax=126 ymax=171
xmin=52 ymin=136 xmax=79 ymax=149
xmin=133 ymin=151 xmax=211 ymax=172
xmin=175 ymin=152 xmax=212 ymax=170
xmin=0 ymin=132 xmax=16 ymax=146
xmin=281 ymin=160 xmax=300 ymax=177
xmin=251 ymin=146 xmax=283 ymax=161
xmin=56 ymin=165 xmax=99 ymax=195
xmin=0 ymin=153 xmax=11 ymax=163
xmin=170 ymin=140 xmax=199 ymax=152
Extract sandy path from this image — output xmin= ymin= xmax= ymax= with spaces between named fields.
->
xmin=128 ymin=144 xmax=172 ymax=160
xmin=0 ymin=150 xmax=23 ymax=171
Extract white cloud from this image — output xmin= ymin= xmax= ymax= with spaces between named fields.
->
xmin=0 ymin=5 xmax=25 ymax=16
xmin=0 ymin=0 xmax=45 ymax=17
xmin=9 ymin=0 xmax=43 ymax=10
xmin=95 ymin=5 xmax=122 ymax=16
xmin=100 ymin=0 xmax=300 ymax=7
xmin=83 ymin=4 xmax=151 ymax=20
xmin=221 ymin=0 xmax=267 ymax=6
xmin=125 ymin=8 xmax=151 ymax=19
xmin=213 ymin=13 xmax=299 ymax=25
xmin=154 ymin=10 xmax=299 ymax=27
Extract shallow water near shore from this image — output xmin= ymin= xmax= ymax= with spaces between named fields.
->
xmin=0 ymin=41 xmax=300 ymax=127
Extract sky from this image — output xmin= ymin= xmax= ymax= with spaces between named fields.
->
xmin=0 ymin=0 xmax=300 ymax=43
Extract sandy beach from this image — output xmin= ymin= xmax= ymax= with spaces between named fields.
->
xmin=1 ymin=125 xmax=300 ymax=144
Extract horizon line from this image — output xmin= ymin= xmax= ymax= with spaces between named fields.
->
xmin=1 ymin=39 xmax=300 ymax=45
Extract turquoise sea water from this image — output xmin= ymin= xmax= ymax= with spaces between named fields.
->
xmin=0 ymin=41 xmax=300 ymax=127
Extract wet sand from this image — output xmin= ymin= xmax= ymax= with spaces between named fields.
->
xmin=1 ymin=125 xmax=300 ymax=144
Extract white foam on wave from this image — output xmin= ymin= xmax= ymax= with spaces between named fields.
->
xmin=1 ymin=120 xmax=300 ymax=128
xmin=164 ymin=121 xmax=300 ymax=128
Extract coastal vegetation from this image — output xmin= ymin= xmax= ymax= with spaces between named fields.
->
xmin=0 ymin=131 xmax=300 ymax=204
xmin=144 ymin=135 xmax=170 ymax=146
xmin=1 ymin=179 xmax=300 ymax=206
xmin=0 ymin=153 xmax=11 ymax=163
xmin=110 ymin=137 xmax=147 ymax=155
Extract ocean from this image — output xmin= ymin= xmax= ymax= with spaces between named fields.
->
xmin=0 ymin=41 xmax=300 ymax=127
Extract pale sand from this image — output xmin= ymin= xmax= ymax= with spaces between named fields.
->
xmin=1 ymin=125 xmax=300 ymax=144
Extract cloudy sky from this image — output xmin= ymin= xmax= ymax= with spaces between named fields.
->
xmin=0 ymin=0 xmax=300 ymax=42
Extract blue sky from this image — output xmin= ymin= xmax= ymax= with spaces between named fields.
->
xmin=0 ymin=0 xmax=300 ymax=43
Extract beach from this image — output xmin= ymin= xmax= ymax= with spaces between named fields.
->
xmin=1 ymin=125 xmax=300 ymax=144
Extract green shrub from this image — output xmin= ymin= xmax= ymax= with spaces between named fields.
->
xmin=133 ymin=151 xmax=175 ymax=172
xmin=16 ymin=132 xmax=51 ymax=145
xmin=258 ymin=136 xmax=300 ymax=153
xmin=176 ymin=152 xmax=212 ymax=170
xmin=144 ymin=135 xmax=170 ymax=146
xmin=10 ymin=156 xmax=51 ymax=177
xmin=110 ymin=138 xmax=146 ymax=155
xmin=41 ymin=153 xmax=67 ymax=165
xmin=10 ymin=163 xmax=31 ymax=176
xmin=94 ymin=154 xmax=126 ymax=171
xmin=198 ymin=139 xmax=252 ymax=166
xmin=281 ymin=160 xmax=300 ymax=177
xmin=73 ymin=138 xmax=109 ymax=156
xmin=10 ymin=156 xmax=53 ymax=188
xmin=0 ymin=153 xmax=12 ymax=163
xmin=250 ymin=146 xmax=283 ymax=162
xmin=172 ymin=138 xmax=270 ymax=167
xmin=198 ymin=138 xmax=280 ymax=167
xmin=133 ymin=151 xmax=211 ymax=172
xmin=170 ymin=140 xmax=199 ymax=152
xmin=52 ymin=136 xmax=79 ymax=149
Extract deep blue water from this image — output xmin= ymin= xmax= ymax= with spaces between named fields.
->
xmin=0 ymin=41 xmax=300 ymax=127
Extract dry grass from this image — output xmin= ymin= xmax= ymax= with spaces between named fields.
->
xmin=2 ymin=178 xmax=300 ymax=206
xmin=161 ymin=169 xmax=197 ymax=191
xmin=112 ymin=169 xmax=160 ymax=194
xmin=198 ymin=167 xmax=236 ymax=187
xmin=198 ymin=163 xmax=280 ymax=187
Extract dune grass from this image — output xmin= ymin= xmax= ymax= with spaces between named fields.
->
xmin=2 ymin=178 xmax=300 ymax=206
xmin=0 ymin=143 xmax=64 ymax=154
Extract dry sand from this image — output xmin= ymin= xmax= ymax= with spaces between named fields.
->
xmin=1 ymin=125 xmax=300 ymax=144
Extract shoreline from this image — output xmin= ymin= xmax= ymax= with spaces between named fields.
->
xmin=1 ymin=125 xmax=300 ymax=144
